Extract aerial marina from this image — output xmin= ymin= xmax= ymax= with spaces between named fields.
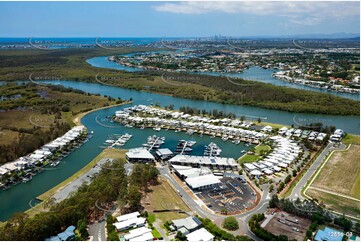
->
xmin=0 ymin=2 xmax=359 ymax=241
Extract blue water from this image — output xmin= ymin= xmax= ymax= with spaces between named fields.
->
xmin=87 ymin=56 xmax=360 ymax=101
xmin=39 ymin=80 xmax=359 ymax=135
xmin=0 ymin=77 xmax=359 ymax=221
xmin=0 ymin=102 xmax=251 ymax=221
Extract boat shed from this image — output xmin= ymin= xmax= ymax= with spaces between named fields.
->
xmin=126 ymin=148 xmax=155 ymax=163
xmin=155 ymin=148 xmax=174 ymax=160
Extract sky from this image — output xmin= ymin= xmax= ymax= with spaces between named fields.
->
xmin=0 ymin=1 xmax=359 ymax=37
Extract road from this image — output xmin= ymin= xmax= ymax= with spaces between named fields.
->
xmin=52 ymin=159 xmax=133 ymax=203
xmin=87 ymin=141 xmax=354 ymax=241
xmin=159 ymin=165 xmax=266 ymax=240
xmin=87 ymin=162 xmax=133 ymax=241
xmin=88 ymin=220 xmax=106 ymax=241
xmin=288 ymin=142 xmax=346 ymax=200
xmin=51 ymin=158 xmax=112 ymax=202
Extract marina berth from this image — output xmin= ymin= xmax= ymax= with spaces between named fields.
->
xmin=0 ymin=125 xmax=88 ymax=189
xmin=113 ymin=105 xmax=268 ymax=144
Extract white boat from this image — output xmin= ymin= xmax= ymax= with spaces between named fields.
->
xmin=105 ymin=139 xmax=116 ymax=144
xmin=153 ymin=127 xmax=161 ymax=131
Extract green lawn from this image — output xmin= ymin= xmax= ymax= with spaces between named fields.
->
xmin=148 ymin=213 xmax=156 ymax=224
xmin=239 ymin=155 xmax=260 ymax=163
xmin=151 ymin=227 xmax=162 ymax=239
xmin=239 ymin=144 xmax=271 ymax=164
xmin=342 ymin=134 xmax=360 ymax=145
xmin=255 ymin=145 xmax=271 ymax=153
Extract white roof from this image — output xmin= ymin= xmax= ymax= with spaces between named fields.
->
xmin=116 ymin=211 xmax=140 ymax=222
xmin=124 ymin=227 xmax=152 ymax=240
xmin=250 ymin=170 xmax=263 ymax=176
xmin=126 ymin=148 xmax=155 ymax=160
xmin=186 ymin=228 xmax=214 ymax=241
xmin=243 ymin=163 xmax=256 ymax=170
xmin=113 ymin=217 xmax=145 ymax=231
xmin=1 ymin=162 xmax=18 ymax=171
xmin=172 ymin=165 xmax=212 ymax=178
xmin=186 ymin=174 xmax=221 ymax=189
xmin=262 ymin=168 xmax=273 ymax=175
xmin=273 ymin=166 xmax=282 ymax=172
xmin=0 ymin=167 xmax=8 ymax=175
xmin=128 ymin=231 xmax=153 ymax=241
xmin=169 ymin=155 xmax=238 ymax=167
xmin=155 ymin=148 xmax=173 ymax=156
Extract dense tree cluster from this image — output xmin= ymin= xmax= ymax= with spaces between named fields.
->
xmin=0 ymin=122 xmax=71 ymax=165
xmin=0 ymin=159 xmax=159 ymax=240
xmin=143 ymin=71 xmax=359 ymax=116
xmin=222 ymin=216 xmax=239 ymax=231
xmin=197 ymin=217 xmax=251 ymax=241
xmin=248 ymin=213 xmax=288 ymax=241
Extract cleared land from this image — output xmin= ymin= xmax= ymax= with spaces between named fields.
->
xmin=310 ymin=145 xmax=360 ymax=198
xmin=142 ymin=179 xmax=190 ymax=224
xmin=263 ymin=211 xmax=311 ymax=241
xmin=306 ymin=144 xmax=360 ymax=217
xmin=307 ymin=189 xmax=360 ymax=218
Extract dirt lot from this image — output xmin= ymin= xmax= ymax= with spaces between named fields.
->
xmin=263 ymin=211 xmax=311 ymax=241
xmin=142 ymin=179 xmax=190 ymax=224
xmin=311 ymin=145 xmax=360 ymax=198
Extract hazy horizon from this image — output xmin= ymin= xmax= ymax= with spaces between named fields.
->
xmin=0 ymin=1 xmax=359 ymax=37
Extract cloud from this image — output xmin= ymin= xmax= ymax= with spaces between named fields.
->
xmin=154 ymin=1 xmax=359 ymax=25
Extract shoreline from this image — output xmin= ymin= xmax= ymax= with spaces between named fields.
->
xmin=72 ymin=100 xmax=132 ymax=126
xmin=18 ymin=102 xmax=131 ymax=219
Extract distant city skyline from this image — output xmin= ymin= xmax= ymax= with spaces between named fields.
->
xmin=0 ymin=1 xmax=359 ymax=37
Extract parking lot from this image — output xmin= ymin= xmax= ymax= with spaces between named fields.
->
xmin=195 ymin=177 xmax=257 ymax=214
xmin=263 ymin=211 xmax=311 ymax=241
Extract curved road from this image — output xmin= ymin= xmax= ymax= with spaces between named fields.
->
xmin=159 ymin=166 xmax=271 ymax=240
